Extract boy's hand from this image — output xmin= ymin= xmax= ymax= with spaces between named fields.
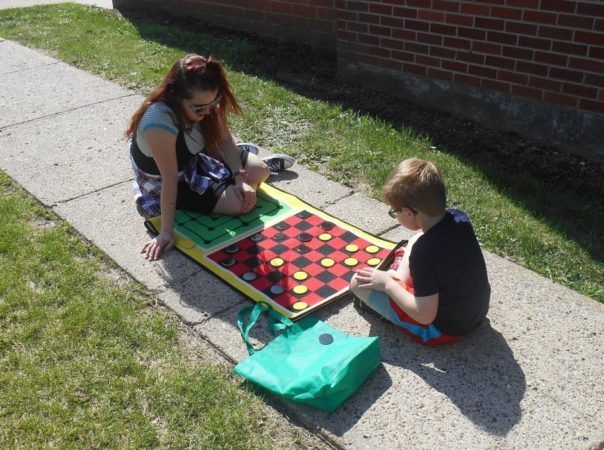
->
xmin=354 ymin=267 xmax=395 ymax=292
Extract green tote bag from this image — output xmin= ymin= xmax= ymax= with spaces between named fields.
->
xmin=233 ymin=302 xmax=381 ymax=412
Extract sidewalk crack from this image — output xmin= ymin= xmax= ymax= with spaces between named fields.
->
xmin=322 ymin=189 xmax=355 ymax=207
xmin=0 ymin=93 xmax=138 ymax=131
xmin=1 ymin=60 xmax=60 ymax=75
xmin=53 ymin=178 xmax=134 ymax=206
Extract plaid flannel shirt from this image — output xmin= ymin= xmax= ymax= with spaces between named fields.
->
xmin=130 ymin=139 xmax=231 ymax=218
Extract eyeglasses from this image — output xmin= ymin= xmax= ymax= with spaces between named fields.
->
xmin=388 ymin=206 xmax=417 ymax=218
xmin=186 ymin=93 xmax=222 ymax=114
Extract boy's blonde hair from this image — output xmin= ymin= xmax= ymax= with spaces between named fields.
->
xmin=383 ymin=158 xmax=446 ymax=216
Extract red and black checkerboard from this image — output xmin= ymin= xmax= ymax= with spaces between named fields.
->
xmin=207 ymin=210 xmax=391 ymax=315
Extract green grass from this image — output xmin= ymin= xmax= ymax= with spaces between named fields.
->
xmin=0 ymin=172 xmax=314 ymax=448
xmin=0 ymin=3 xmax=602 ymax=303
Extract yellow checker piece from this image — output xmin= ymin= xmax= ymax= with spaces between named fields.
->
xmin=292 ymin=285 xmax=308 ymax=295
xmin=344 ymin=257 xmax=358 ymax=267
xmin=270 ymin=257 xmax=284 ymax=267
xmin=320 ymin=258 xmax=335 ymax=268
xmin=292 ymin=301 xmax=308 ymax=311
xmin=293 ymin=271 xmax=308 ymax=281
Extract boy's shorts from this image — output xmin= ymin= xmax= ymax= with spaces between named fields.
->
xmin=360 ymin=290 xmax=462 ymax=346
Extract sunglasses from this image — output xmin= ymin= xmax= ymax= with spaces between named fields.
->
xmin=388 ymin=206 xmax=417 ymax=218
xmin=186 ymin=93 xmax=222 ymax=114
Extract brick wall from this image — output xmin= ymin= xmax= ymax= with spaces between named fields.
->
xmin=337 ymin=0 xmax=604 ymax=116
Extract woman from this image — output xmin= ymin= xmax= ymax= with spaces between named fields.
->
xmin=126 ymin=54 xmax=294 ymax=261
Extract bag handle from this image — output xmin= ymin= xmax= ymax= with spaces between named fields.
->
xmin=237 ymin=302 xmax=299 ymax=355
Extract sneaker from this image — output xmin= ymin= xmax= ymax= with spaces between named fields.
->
xmin=262 ymin=153 xmax=296 ymax=175
xmin=237 ymin=142 xmax=259 ymax=155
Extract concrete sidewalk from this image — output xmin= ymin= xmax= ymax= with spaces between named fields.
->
xmin=0 ymin=39 xmax=602 ymax=449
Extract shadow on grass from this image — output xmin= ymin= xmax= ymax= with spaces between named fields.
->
xmin=116 ymin=9 xmax=603 ymax=289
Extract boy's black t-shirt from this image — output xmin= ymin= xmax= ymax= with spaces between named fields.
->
xmin=409 ymin=209 xmax=490 ymax=335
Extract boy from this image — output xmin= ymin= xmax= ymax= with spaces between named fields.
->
xmin=350 ymin=158 xmax=490 ymax=346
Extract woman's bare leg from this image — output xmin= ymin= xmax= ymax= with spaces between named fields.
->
xmin=212 ymin=153 xmax=269 ymax=215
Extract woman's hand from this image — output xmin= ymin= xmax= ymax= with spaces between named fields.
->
xmin=353 ymin=267 xmax=396 ymax=292
xmin=236 ymin=178 xmax=257 ymax=214
xmin=141 ymin=230 xmax=174 ymax=261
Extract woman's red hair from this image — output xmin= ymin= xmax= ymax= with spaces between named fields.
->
xmin=125 ymin=54 xmax=242 ymax=158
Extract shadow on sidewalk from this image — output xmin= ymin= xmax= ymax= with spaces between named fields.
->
xmin=364 ymin=313 xmax=525 ymax=436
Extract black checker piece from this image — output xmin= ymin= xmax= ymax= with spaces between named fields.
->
xmin=320 ymin=221 xmax=335 ymax=230
xmin=242 ymin=271 xmax=257 ymax=281
xmin=295 ymin=244 xmax=311 ymax=254
xmin=276 ymin=222 xmax=290 ymax=231
xmin=319 ymin=333 xmax=334 ymax=345
xmin=225 ymin=244 xmax=239 ymax=254
xmin=297 ymin=210 xmax=311 ymax=219
xmin=273 ymin=232 xmax=286 ymax=241
xmin=250 ymin=233 xmax=264 ymax=242
xmin=221 ymin=256 xmax=236 ymax=267
xmin=298 ymin=232 xmax=312 ymax=242
xmin=269 ymin=285 xmax=285 ymax=296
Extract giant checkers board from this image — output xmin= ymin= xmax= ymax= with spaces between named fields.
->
xmin=145 ymin=184 xmax=397 ymax=319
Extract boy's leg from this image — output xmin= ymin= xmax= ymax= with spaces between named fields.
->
xmin=350 ymin=275 xmax=460 ymax=346
xmin=350 ymin=275 xmax=404 ymax=323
